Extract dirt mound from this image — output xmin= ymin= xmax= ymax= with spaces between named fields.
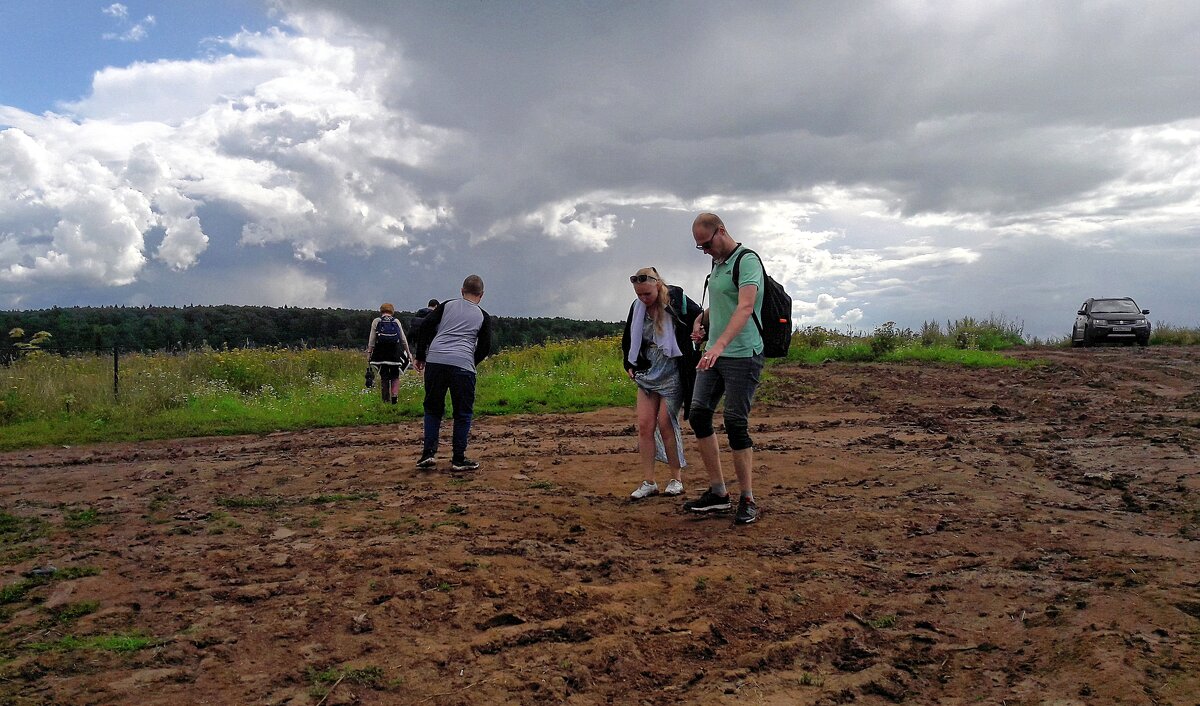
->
xmin=1 ymin=346 xmax=1197 ymax=704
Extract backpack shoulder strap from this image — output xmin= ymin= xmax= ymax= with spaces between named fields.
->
xmin=730 ymin=247 xmax=761 ymax=286
xmin=730 ymin=248 xmax=763 ymax=336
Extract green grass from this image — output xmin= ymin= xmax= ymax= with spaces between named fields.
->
xmin=45 ymin=600 xmax=99 ymax=624
xmin=306 ymin=664 xmax=387 ymax=697
xmin=62 ymin=507 xmax=102 ymax=530
xmin=308 ymin=492 xmax=378 ymax=505
xmin=0 ymin=567 xmax=100 ymax=605
xmin=0 ymin=324 xmax=1061 ymax=450
xmin=216 ymin=496 xmax=286 ymax=510
xmin=867 ymin=613 xmax=898 ymax=629
xmin=0 ymin=578 xmax=42 ymax=605
xmin=1151 ymin=323 xmax=1200 ymax=346
xmin=28 ymin=632 xmax=155 ymax=653
xmin=0 ymin=339 xmax=632 ymax=450
xmin=787 ymin=342 xmax=1033 ymax=368
xmin=0 ymin=511 xmax=46 ymax=545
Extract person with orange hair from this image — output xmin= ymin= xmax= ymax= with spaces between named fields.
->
xmin=366 ymin=302 xmax=412 ymax=404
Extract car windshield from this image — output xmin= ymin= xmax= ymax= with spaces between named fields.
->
xmin=1091 ymin=299 xmax=1140 ymax=314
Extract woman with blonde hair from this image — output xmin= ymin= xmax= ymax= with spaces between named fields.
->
xmin=620 ymin=267 xmax=701 ymax=499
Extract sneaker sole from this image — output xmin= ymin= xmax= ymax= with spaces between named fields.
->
xmin=734 ymin=514 xmax=759 ymax=525
xmin=451 ymin=464 xmax=479 ymax=472
xmin=630 ymin=492 xmax=659 ymax=500
xmin=686 ymin=503 xmax=732 ymax=513
xmin=416 ymin=460 xmax=436 ymax=469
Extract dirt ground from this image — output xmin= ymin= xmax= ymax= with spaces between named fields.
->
xmin=1 ymin=347 xmax=1198 ymax=705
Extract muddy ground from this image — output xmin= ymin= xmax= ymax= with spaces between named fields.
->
xmin=1 ymin=347 xmax=1198 ymax=705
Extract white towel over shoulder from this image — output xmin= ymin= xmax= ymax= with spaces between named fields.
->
xmin=627 ymin=299 xmax=683 ymax=366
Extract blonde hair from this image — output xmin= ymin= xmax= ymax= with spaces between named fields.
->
xmin=379 ymin=302 xmax=395 ymax=314
xmin=632 ymin=266 xmax=670 ymax=334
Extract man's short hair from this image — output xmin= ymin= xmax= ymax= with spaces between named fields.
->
xmin=694 ymin=212 xmax=725 ymax=232
xmin=427 ymin=298 xmax=439 ymax=307
xmin=380 ymin=302 xmax=395 ymax=314
xmin=462 ymin=275 xmax=484 ymax=296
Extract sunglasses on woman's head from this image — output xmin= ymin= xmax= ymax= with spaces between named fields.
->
xmin=630 ymin=274 xmax=659 ymax=283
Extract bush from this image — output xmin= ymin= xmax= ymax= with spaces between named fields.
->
xmin=870 ymin=322 xmax=914 ymax=357
xmin=944 ymin=315 xmax=1025 ymax=351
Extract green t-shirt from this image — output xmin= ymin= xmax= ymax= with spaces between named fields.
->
xmin=708 ymin=245 xmax=764 ymax=358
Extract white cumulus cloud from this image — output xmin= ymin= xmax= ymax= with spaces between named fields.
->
xmin=0 ymin=15 xmax=455 ymax=294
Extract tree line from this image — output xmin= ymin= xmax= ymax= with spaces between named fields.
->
xmin=2 ymin=305 xmax=620 ymax=354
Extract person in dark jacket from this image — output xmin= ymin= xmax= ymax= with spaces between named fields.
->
xmin=408 ymin=298 xmax=440 ymax=343
xmin=620 ymin=267 xmax=700 ymax=499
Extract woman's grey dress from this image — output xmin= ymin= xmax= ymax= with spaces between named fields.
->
xmin=633 ymin=314 xmax=688 ymax=467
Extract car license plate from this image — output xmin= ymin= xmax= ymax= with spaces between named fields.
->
xmin=1113 ymin=326 xmax=1131 ymax=332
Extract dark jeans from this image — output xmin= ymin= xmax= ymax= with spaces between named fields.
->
xmin=689 ymin=353 xmax=764 ymax=450
xmin=422 ymin=362 xmax=477 ymax=458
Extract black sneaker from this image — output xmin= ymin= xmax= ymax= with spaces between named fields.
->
xmin=734 ymin=497 xmax=759 ymax=525
xmin=451 ymin=457 xmax=480 ymax=472
xmin=416 ymin=453 xmax=436 ymax=469
xmin=683 ymin=489 xmax=732 ymax=513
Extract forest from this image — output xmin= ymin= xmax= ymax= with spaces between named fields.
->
xmin=0 ymin=305 xmax=620 ymax=355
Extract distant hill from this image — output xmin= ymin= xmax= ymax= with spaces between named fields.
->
xmin=1 ymin=305 xmax=620 ymax=354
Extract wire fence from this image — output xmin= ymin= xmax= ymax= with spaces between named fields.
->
xmin=0 ymin=343 xmax=364 ymax=400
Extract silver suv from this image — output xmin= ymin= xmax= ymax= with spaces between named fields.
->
xmin=1071 ymin=297 xmax=1151 ymax=347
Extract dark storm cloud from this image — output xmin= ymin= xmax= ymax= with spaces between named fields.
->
xmin=4 ymin=1 xmax=1199 ymax=338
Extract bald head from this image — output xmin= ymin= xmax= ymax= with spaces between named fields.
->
xmin=693 ymin=212 xmax=725 ymax=232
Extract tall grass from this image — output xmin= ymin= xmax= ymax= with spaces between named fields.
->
xmin=1151 ymin=323 xmax=1200 ymax=346
xmin=0 ymin=339 xmax=633 ymax=450
xmin=788 ymin=315 xmax=1026 ymax=358
xmin=1 ymin=322 xmax=1041 ymax=450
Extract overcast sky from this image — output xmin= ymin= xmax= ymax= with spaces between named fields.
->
xmin=2 ymin=1 xmax=1198 ymax=339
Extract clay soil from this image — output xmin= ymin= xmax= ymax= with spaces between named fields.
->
xmin=1 ymin=347 xmax=1198 ymax=705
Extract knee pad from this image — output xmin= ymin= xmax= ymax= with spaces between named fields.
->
xmin=725 ymin=417 xmax=753 ymax=450
xmin=689 ymin=406 xmax=715 ymax=439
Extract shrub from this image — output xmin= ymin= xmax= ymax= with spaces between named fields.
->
xmin=945 ymin=315 xmax=1025 ymax=350
xmin=870 ymin=322 xmax=914 ymax=357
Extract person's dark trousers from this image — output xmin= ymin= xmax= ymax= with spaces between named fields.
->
xmin=378 ymin=364 xmax=399 ymax=402
xmin=422 ymin=362 xmax=477 ymax=458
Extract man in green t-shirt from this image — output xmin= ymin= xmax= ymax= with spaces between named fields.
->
xmin=682 ymin=213 xmax=766 ymax=525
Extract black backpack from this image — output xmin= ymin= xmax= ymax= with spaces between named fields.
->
xmin=408 ymin=307 xmax=432 ymax=342
xmin=706 ymin=248 xmax=793 ymax=358
xmin=377 ymin=315 xmax=402 ymax=343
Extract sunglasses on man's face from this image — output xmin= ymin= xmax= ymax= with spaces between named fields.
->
xmin=630 ymin=274 xmax=659 ymax=284
xmin=695 ymin=227 xmax=720 ymax=250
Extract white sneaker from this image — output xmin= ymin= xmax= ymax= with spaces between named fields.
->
xmin=663 ymin=479 xmax=684 ymax=496
xmin=630 ymin=480 xmax=659 ymax=500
